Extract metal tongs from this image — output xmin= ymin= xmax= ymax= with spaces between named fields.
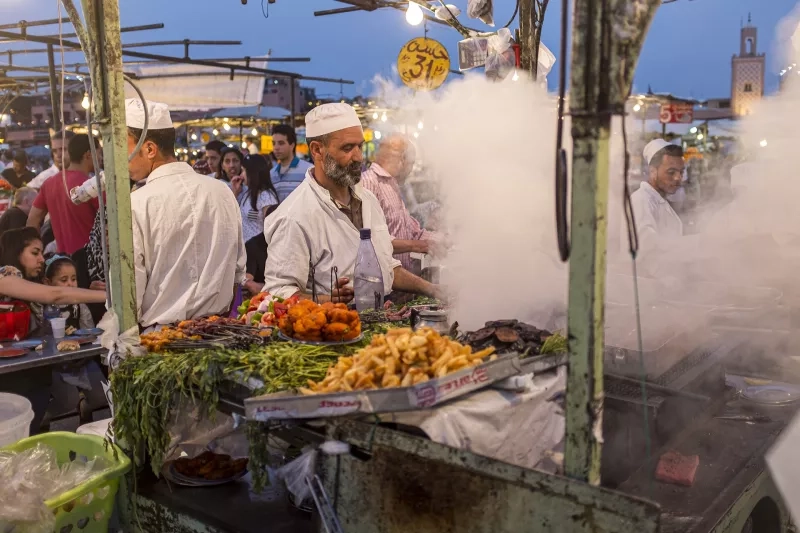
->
xmin=330 ymin=266 xmax=339 ymax=300
xmin=310 ymin=260 xmax=318 ymax=303
xmin=305 ymin=474 xmax=344 ymax=533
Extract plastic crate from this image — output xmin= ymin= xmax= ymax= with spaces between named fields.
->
xmin=3 ymin=431 xmax=131 ymax=533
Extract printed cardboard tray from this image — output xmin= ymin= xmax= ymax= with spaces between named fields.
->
xmin=244 ymin=353 xmax=522 ymax=421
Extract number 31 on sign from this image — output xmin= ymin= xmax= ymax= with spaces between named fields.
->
xmin=397 ymin=37 xmax=450 ymax=91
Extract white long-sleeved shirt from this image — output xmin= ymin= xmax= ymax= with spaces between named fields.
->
xmin=28 ymin=164 xmax=61 ymax=189
xmin=626 ymin=181 xmax=683 ymax=257
xmin=263 ymin=168 xmax=401 ymax=300
xmin=132 ymin=162 xmax=247 ymax=327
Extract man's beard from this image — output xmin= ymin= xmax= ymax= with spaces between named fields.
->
xmin=323 ymin=153 xmax=361 ymax=188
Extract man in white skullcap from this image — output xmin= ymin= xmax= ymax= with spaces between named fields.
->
xmin=262 ymin=102 xmax=439 ymax=302
xmin=624 ymin=139 xmax=684 ymax=258
xmin=125 ymin=98 xmax=247 ymax=328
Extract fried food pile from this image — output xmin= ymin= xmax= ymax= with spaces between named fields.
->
xmin=279 ymin=300 xmax=361 ymax=342
xmin=301 ymin=327 xmax=496 ymax=394
xmin=140 ymin=327 xmax=200 ymax=352
xmin=173 ymin=451 xmax=248 ymax=481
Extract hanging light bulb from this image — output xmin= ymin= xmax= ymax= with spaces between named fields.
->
xmin=406 ymin=1 xmax=424 ymax=26
xmin=241 ymin=142 xmax=248 ymax=149
xmin=81 ymin=93 xmax=90 ymax=110
xmin=190 ymin=133 xmax=198 ymax=141
xmin=511 ymin=70 xmax=519 ymax=82
xmin=372 ymin=112 xmax=379 ymax=120
xmin=381 ymin=112 xmax=388 ymax=122
xmin=212 ymin=129 xmax=219 ymax=136
xmin=417 ymin=121 xmax=424 ymax=130
xmin=251 ymin=128 xmax=258 ymax=136
xmin=413 ymin=131 xmax=419 ymax=139
xmin=223 ymin=123 xmax=231 ymax=131
xmin=374 ymin=131 xmax=382 ymax=140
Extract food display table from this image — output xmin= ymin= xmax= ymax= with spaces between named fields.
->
xmin=0 ymin=342 xmax=105 ymax=375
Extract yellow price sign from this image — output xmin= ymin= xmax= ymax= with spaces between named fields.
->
xmin=397 ymin=37 xmax=450 ymax=91
xmin=260 ymin=135 xmax=274 ymax=154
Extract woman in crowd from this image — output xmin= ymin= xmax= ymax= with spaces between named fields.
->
xmin=0 ymin=227 xmax=105 ymax=308
xmin=231 ymin=154 xmax=279 ymax=243
xmin=229 ymin=155 xmax=278 ymax=296
xmin=0 ymin=227 xmax=106 ymax=433
xmin=218 ymin=146 xmax=244 ymax=183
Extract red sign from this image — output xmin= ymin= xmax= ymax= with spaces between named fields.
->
xmin=659 ymin=103 xmax=694 ymax=124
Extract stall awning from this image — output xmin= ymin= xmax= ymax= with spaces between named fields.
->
xmin=123 ymin=57 xmax=269 ymax=111
xmin=210 ymin=105 xmax=291 ymax=121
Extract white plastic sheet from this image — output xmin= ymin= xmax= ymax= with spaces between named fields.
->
xmin=123 ymin=57 xmax=269 ymax=111
xmin=382 ymin=367 xmax=566 ymax=469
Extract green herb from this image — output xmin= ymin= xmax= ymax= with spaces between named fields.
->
xmin=540 ymin=332 xmax=567 ymax=354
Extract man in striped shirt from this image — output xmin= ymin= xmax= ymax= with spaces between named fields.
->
xmin=361 ymin=134 xmax=438 ymax=274
xmin=270 ymin=124 xmax=312 ymax=202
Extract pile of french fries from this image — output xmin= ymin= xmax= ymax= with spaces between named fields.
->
xmin=301 ymin=327 xmax=497 ymax=394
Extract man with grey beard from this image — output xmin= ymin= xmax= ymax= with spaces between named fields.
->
xmin=262 ymin=103 xmax=439 ymax=303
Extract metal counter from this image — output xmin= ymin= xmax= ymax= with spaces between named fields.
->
xmin=0 ymin=341 xmax=104 ymax=375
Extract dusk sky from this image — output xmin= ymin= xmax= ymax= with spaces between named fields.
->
xmin=5 ymin=0 xmax=800 ymax=101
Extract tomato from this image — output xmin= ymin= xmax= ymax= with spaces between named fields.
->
xmin=260 ymin=312 xmax=276 ymax=325
xmin=251 ymin=292 xmax=270 ymax=306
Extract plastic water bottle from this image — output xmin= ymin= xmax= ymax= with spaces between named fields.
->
xmin=354 ymin=228 xmax=384 ymax=312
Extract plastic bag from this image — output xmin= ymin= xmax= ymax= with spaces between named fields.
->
xmin=99 ymin=309 xmax=145 ymax=370
xmin=467 ymin=0 xmax=494 ymax=26
xmin=0 ymin=443 xmax=112 ymax=533
xmin=485 ymin=28 xmax=515 ymax=81
xmin=276 ymin=447 xmax=318 ymax=505
xmin=536 ymin=42 xmax=557 ymax=86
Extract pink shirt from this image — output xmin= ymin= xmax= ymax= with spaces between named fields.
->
xmin=361 ymin=163 xmax=434 ymax=271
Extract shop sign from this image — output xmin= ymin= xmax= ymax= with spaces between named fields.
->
xmin=659 ymin=103 xmax=694 ymax=124
xmin=397 ymin=37 xmax=450 ymax=91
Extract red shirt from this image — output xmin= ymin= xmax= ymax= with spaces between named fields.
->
xmin=33 ymin=170 xmax=99 ymax=255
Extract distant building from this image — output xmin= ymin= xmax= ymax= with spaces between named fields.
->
xmin=731 ymin=15 xmax=765 ymax=117
xmin=261 ymin=77 xmax=316 ymax=114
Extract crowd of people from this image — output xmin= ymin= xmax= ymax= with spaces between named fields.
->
xmin=0 ymin=97 xmax=441 ymax=433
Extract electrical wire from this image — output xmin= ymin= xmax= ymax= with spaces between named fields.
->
xmin=261 ymin=0 xmax=270 ymax=18
xmin=554 ymin=0 xmax=569 ymax=261
xmin=501 ymin=0 xmax=521 ymax=28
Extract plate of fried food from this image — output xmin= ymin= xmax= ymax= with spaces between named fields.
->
xmin=278 ymin=300 xmax=362 ymax=345
xmin=166 ymin=451 xmax=249 ymax=487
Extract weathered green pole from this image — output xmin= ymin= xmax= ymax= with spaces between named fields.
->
xmin=563 ymin=0 xmax=661 ymax=484
xmin=46 ymin=44 xmax=62 ymax=132
xmin=72 ymin=0 xmax=138 ymax=333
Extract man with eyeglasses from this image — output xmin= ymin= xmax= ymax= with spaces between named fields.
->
xmin=28 ymin=131 xmax=74 ymax=190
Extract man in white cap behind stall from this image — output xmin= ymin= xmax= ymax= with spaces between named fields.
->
xmin=625 ymin=139 xmax=685 ymax=258
xmin=125 ymin=98 xmax=247 ymax=328
xmin=262 ymin=102 xmax=439 ymax=302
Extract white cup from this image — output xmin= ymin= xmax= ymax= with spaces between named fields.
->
xmin=50 ymin=317 xmax=67 ymax=339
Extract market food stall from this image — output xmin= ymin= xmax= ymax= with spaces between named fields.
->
xmin=3 ymin=0 xmax=797 ymax=532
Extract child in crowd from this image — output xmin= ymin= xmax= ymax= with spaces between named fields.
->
xmin=43 ymin=254 xmax=99 ymax=425
xmin=43 ymin=255 xmax=94 ymax=331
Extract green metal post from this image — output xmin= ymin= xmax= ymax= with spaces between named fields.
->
xmin=78 ymin=0 xmax=138 ymax=333
xmin=563 ymin=0 xmax=661 ymax=484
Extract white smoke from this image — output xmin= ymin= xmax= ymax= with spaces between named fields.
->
xmin=372 ymin=73 xmax=567 ymax=331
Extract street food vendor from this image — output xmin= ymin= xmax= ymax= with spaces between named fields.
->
xmin=262 ymin=103 xmax=439 ymax=303
xmin=126 ymin=98 xmax=247 ymax=328
xmin=626 ymin=139 xmax=684 ymax=257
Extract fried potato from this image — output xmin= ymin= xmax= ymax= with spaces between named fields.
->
xmin=304 ymin=327 xmax=491 ymax=394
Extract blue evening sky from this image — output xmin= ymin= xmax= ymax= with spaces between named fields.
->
xmin=4 ymin=0 xmax=799 ymax=100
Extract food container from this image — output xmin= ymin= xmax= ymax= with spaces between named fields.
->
xmin=410 ymin=308 xmax=450 ymax=335
xmin=0 ymin=302 xmax=31 ymax=341
xmin=245 ymin=353 xmax=522 ymax=421
xmin=0 ymin=393 xmax=34 ymax=447
xmin=2 ymin=432 xmax=131 ymax=533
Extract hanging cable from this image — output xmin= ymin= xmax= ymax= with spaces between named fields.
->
xmin=554 ymin=0 xmax=569 ymax=261
xmin=501 ymin=0 xmax=521 ymax=28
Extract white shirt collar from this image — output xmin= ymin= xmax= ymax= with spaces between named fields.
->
xmin=639 ymin=181 xmax=668 ymax=204
xmin=145 ymin=161 xmax=194 ymax=184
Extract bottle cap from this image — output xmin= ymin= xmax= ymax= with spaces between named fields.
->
xmin=359 ymin=228 xmax=371 ymax=240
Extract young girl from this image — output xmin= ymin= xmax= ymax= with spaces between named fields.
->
xmin=43 ymin=255 xmax=95 ymax=331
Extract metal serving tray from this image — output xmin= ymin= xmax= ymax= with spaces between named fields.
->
xmin=245 ymin=353 xmax=522 ymax=421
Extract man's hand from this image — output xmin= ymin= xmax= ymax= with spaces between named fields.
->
xmin=230 ymin=175 xmax=245 ymax=198
xmin=413 ymin=240 xmax=430 ymax=254
xmin=89 ymin=281 xmax=106 ymax=291
xmin=331 ymin=276 xmax=354 ymax=304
